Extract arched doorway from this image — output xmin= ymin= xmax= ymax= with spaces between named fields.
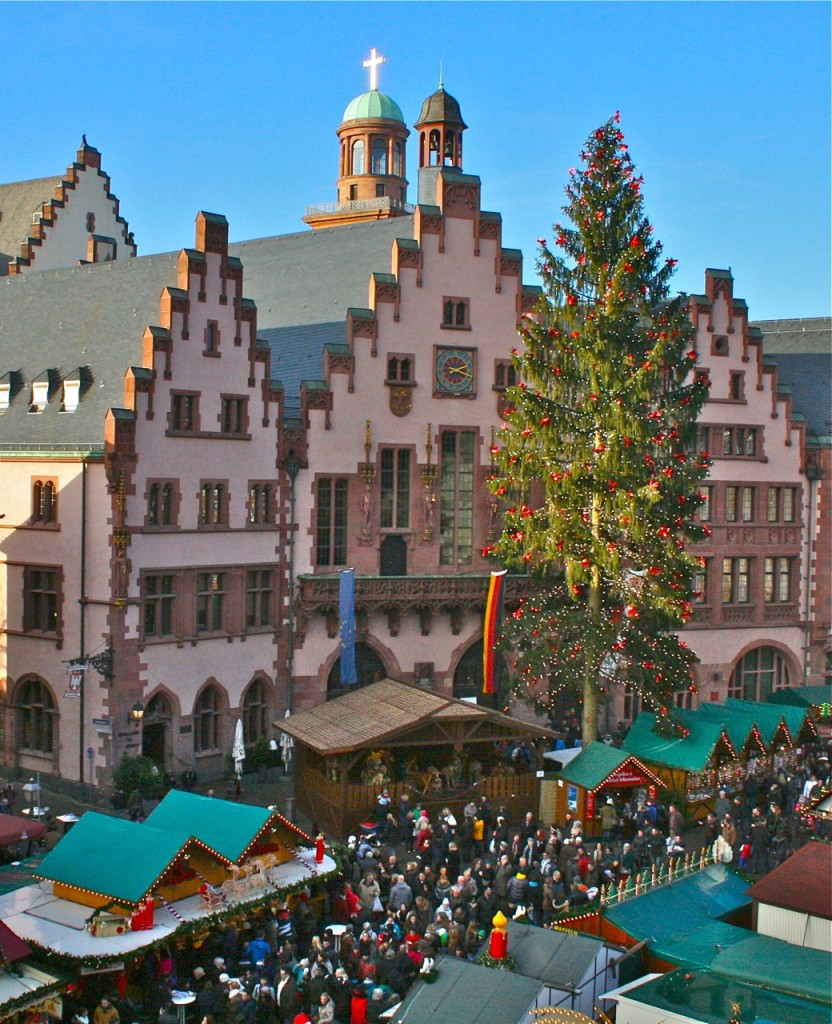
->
xmin=327 ymin=642 xmax=387 ymax=701
xmin=142 ymin=693 xmax=172 ymax=768
xmin=453 ymin=639 xmax=506 ymax=706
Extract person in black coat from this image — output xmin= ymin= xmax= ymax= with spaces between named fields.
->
xmin=275 ymin=968 xmax=297 ymax=1024
xmin=330 ymin=969 xmax=352 ymax=1022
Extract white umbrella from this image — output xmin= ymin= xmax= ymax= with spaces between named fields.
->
xmin=279 ymin=709 xmax=294 ymax=772
xmin=232 ymin=719 xmax=246 ymax=777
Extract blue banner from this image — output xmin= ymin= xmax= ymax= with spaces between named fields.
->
xmin=339 ymin=568 xmax=358 ymax=685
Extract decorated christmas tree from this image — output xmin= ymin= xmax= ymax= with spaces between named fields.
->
xmin=485 ymin=114 xmax=711 ymax=744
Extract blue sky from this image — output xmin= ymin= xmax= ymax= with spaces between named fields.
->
xmin=1 ymin=1 xmax=829 ymax=320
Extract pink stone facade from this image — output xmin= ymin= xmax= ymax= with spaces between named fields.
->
xmin=0 ymin=110 xmax=828 ymax=792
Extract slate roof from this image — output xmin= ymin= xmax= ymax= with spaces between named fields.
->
xmin=143 ymin=789 xmax=311 ymax=862
xmin=766 ymin=352 xmax=832 ymax=439
xmin=747 ymin=841 xmax=832 ymax=919
xmin=392 ymin=955 xmax=540 ymax=1024
xmin=752 ymin=317 xmax=832 ymax=441
xmin=0 ymin=175 xmax=63 ymax=260
xmin=35 ymin=811 xmax=194 ymax=905
xmin=754 ymin=317 xmax=831 ymax=354
xmin=555 ymin=740 xmax=664 ymax=792
xmin=0 ymin=217 xmax=410 ymax=450
xmin=622 ymin=712 xmax=735 ymax=772
xmin=276 ymin=678 xmax=557 ymax=755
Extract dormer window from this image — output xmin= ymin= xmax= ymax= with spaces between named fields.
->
xmin=0 ymin=381 xmax=10 ymax=412
xmin=31 ymin=378 xmax=49 ymax=413
xmin=62 ymin=378 xmax=80 ymax=413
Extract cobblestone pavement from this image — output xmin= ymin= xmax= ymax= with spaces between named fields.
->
xmin=0 ymin=766 xmax=314 ymax=834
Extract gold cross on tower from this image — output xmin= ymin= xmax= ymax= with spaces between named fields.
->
xmin=363 ymin=48 xmax=386 ymax=91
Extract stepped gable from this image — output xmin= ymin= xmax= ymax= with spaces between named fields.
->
xmin=0 ymin=218 xmax=410 ymax=449
xmin=0 ymin=140 xmax=137 ymax=274
xmin=0 ymin=175 xmax=64 ymax=265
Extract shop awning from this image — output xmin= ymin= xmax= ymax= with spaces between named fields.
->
xmin=554 ymin=741 xmax=665 ymax=792
xmin=0 ymin=814 xmax=46 ymax=848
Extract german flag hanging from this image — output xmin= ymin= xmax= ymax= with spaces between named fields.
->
xmin=482 ymin=570 xmax=507 ymax=694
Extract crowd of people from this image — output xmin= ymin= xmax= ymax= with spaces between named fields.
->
xmin=8 ymin=733 xmax=828 ymax=1024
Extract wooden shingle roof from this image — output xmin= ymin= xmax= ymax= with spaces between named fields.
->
xmin=276 ymin=678 xmax=557 ymax=754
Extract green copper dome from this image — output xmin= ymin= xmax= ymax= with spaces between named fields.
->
xmin=343 ymin=90 xmax=404 ymax=123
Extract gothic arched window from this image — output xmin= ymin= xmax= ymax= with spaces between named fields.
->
xmin=243 ymin=678 xmax=269 ymax=745
xmin=17 ymin=677 xmax=55 ymax=753
xmin=194 ymin=685 xmax=221 ymax=752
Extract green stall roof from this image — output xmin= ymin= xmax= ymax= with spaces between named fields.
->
xmin=36 ymin=812 xmax=192 ymax=905
xmin=622 ymin=969 xmax=832 ymax=1024
xmin=622 ymin=713 xmax=735 ymax=772
xmin=767 ymin=684 xmax=832 ymax=710
xmin=603 ymin=864 xmax=832 ymax=1004
xmin=724 ymin=697 xmax=816 ymax=740
xmin=555 ymin=740 xmax=664 ymax=791
xmin=144 ymin=790 xmax=294 ymax=863
xmin=605 ymin=864 xmax=750 ymax=945
xmin=695 ymin=703 xmax=774 ymax=752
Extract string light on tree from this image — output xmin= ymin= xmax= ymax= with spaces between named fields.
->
xmin=486 ymin=113 xmax=710 ymax=744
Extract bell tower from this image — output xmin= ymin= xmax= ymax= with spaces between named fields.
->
xmin=414 ymin=75 xmax=468 ymax=206
xmin=304 ymin=49 xmax=410 ymax=230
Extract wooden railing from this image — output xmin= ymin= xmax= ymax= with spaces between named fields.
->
xmin=302 ymin=766 xmax=537 ymax=824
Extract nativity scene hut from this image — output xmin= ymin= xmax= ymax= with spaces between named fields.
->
xmin=275 ymin=678 xmax=559 ymax=835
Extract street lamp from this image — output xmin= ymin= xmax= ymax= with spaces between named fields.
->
xmin=22 ymin=776 xmax=47 ymax=818
xmin=129 ymin=700 xmax=145 ymax=726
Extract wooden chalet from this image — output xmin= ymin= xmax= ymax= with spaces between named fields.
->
xmin=275 ymin=679 xmax=559 ymax=836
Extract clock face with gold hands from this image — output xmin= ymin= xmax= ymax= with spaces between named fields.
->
xmin=436 ymin=348 xmax=475 ymax=394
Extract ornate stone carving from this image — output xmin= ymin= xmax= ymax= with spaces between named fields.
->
xmin=443 ymin=183 xmax=477 ymax=211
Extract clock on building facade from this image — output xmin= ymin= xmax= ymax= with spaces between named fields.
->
xmin=435 ymin=347 xmax=476 ymax=395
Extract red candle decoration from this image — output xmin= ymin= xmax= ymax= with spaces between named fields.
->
xmin=489 ymin=910 xmax=508 ymax=959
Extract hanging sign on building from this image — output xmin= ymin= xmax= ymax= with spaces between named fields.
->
xmin=65 ymin=663 xmax=85 ymax=698
xmin=600 ymin=763 xmax=652 ymax=789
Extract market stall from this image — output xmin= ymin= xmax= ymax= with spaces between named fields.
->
xmin=544 ymin=741 xmax=666 ymax=837
xmin=767 ymin=684 xmax=832 ymax=736
xmin=0 ymin=816 xmax=46 ymax=861
xmin=275 ymin=678 xmax=560 ymax=836
xmin=622 ymin=713 xmax=739 ymax=818
xmin=0 ymin=921 xmax=63 ymax=1024
xmin=0 ymin=792 xmax=337 ymax=976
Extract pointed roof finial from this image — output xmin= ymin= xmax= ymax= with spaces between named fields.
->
xmin=439 ymin=60 xmax=444 ymax=90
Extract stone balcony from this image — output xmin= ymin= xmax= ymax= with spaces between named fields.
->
xmin=295 ymin=572 xmax=528 ymax=641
